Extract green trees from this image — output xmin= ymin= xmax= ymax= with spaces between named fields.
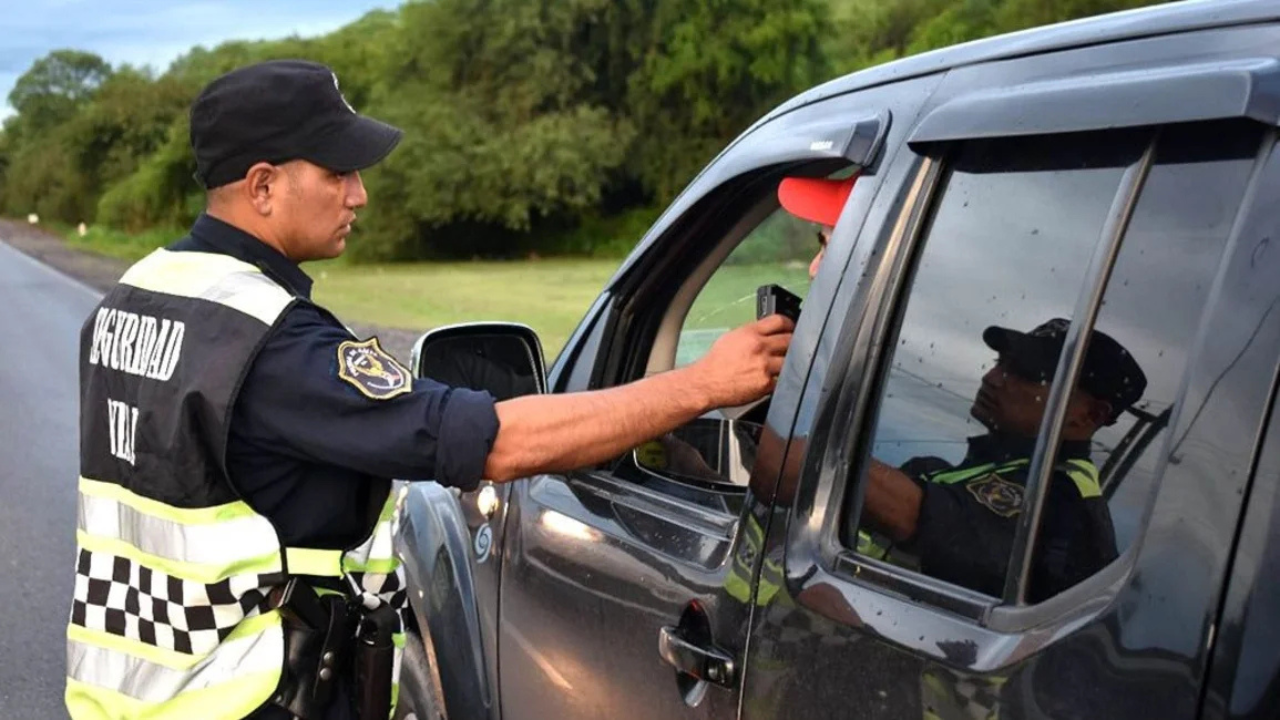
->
xmin=8 ymin=50 xmax=113 ymax=135
xmin=2 ymin=50 xmax=117 ymax=222
xmin=0 ymin=0 xmax=1169 ymax=259
xmin=350 ymin=0 xmax=637 ymax=259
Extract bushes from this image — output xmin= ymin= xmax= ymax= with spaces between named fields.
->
xmin=96 ymin=119 xmax=201 ymax=232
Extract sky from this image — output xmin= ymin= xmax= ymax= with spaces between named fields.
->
xmin=0 ymin=0 xmax=402 ymax=120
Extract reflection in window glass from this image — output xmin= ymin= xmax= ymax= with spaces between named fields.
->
xmin=675 ymin=210 xmax=814 ymax=366
xmin=1063 ymin=120 xmax=1262 ymax=555
xmin=846 ymin=130 xmax=1148 ymax=599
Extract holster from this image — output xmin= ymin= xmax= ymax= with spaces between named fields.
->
xmin=271 ymin=580 xmax=357 ymax=720
xmin=353 ymin=603 xmax=399 ymax=720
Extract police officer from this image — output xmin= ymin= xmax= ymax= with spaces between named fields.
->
xmin=67 ymin=60 xmax=792 ymax=720
xmin=859 ymin=319 xmax=1147 ymax=601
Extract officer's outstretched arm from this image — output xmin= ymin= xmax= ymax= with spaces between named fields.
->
xmin=863 ymin=460 xmax=924 ymax=542
xmin=483 ymin=315 xmax=794 ymax=482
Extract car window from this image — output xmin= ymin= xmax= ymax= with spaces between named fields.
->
xmin=843 ymin=128 xmax=1150 ymax=599
xmin=615 ymin=201 xmax=824 ymax=506
xmin=1054 ymin=120 xmax=1262 ymax=556
xmin=844 ymin=121 xmax=1263 ymax=604
xmin=606 ymin=167 xmax=857 ymax=505
xmin=674 ymin=208 xmax=816 ymax=366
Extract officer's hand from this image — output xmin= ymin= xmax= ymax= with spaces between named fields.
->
xmin=688 ymin=315 xmax=794 ymax=408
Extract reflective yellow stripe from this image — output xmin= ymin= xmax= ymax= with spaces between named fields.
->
xmin=1062 ymin=460 xmax=1101 ymax=498
xmin=67 ymin=625 xmax=200 ymax=671
xmin=66 ymin=613 xmax=283 ymax=719
xmin=119 ymin=250 xmax=292 ymax=326
xmin=77 ymin=531 xmax=282 ymax=584
xmin=724 ymin=569 xmax=752 ymax=604
xmin=79 ymin=487 xmax=280 ymax=569
xmin=343 ymin=558 xmax=399 ymax=574
xmin=221 ymin=611 xmax=283 ymax=642
xmin=79 ymin=477 xmax=257 ymax=525
xmin=285 ymin=547 xmax=343 ymax=577
xmin=931 ymin=462 xmax=993 ymax=484
xmin=757 ymin=559 xmax=784 ymax=607
xmin=391 ymin=632 xmax=406 ymax=713
xmin=928 ymin=457 xmax=1098 ymax=498
xmin=1065 ymin=458 xmax=1099 ymax=483
xmin=66 ymin=666 xmax=279 ymax=720
xmin=342 ymin=492 xmax=401 ymax=576
xmin=856 ymin=529 xmax=890 ymax=560
xmin=930 ymin=461 xmax=1018 ymax=485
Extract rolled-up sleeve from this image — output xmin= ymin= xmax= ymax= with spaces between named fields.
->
xmin=429 ymin=383 xmax=500 ymax=490
xmin=233 ymin=305 xmax=500 ymax=490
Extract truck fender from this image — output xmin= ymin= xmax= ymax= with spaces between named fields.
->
xmin=395 ymin=481 xmax=495 ymax=720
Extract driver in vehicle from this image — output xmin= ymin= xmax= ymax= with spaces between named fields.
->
xmin=858 ymin=319 xmax=1146 ymax=601
xmin=642 ymin=173 xmax=857 ymax=485
xmin=776 ymin=174 xmax=858 ymax=281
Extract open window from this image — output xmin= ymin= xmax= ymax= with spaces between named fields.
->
xmin=668 ymin=206 xmax=818 ymax=368
xmin=597 ymin=160 xmax=863 ymax=500
xmin=838 ymin=118 xmax=1265 ymax=609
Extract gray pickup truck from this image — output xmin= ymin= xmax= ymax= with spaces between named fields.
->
xmin=393 ymin=2 xmax=1280 ymax=718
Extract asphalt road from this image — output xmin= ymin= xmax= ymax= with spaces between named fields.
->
xmin=0 ymin=238 xmax=100 ymax=719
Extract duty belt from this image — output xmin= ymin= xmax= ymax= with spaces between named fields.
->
xmin=265 ymin=579 xmax=396 ymax=720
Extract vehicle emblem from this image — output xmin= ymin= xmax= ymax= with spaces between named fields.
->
xmin=474 ymin=525 xmax=493 ymax=563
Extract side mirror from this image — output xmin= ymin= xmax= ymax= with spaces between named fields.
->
xmin=410 ymin=323 xmax=548 ymax=401
xmin=633 ymin=417 xmax=763 ymax=489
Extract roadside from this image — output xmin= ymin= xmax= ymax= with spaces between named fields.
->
xmin=0 ymin=219 xmax=421 ymax=364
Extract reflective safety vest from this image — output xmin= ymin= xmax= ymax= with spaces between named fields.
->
xmin=725 ymin=506 xmax=785 ymax=609
xmin=67 ymin=249 xmax=408 ymax=720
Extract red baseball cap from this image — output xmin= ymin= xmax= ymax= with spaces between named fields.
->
xmin=777 ymin=175 xmax=858 ymax=227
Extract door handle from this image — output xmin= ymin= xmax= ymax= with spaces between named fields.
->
xmin=658 ymin=625 xmax=736 ymax=687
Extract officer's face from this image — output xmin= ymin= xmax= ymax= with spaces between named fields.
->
xmin=972 ymin=358 xmax=1052 ymax=437
xmin=273 ymin=160 xmax=368 ymax=261
xmin=973 ymin=357 xmax=1108 ymax=440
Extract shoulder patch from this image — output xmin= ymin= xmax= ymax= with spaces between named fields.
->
xmin=965 ymin=473 xmax=1025 ymax=518
xmin=337 ymin=338 xmax=412 ymax=400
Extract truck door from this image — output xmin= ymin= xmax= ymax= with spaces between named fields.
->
xmin=743 ymin=24 xmax=1280 ymax=720
xmin=493 ymin=77 xmax=942 ymax=720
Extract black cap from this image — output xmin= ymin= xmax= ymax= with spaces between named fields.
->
xmin=983 ymin=318 xmax=1147 ymax=423
xmin=190 ymin=59 xmax=403 ymax=188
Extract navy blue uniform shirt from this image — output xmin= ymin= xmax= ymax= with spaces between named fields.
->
xmin=907 ymin=433 xmax=1118 ymax=602
xmin=170 ymin=215 xmax=500 ymax=719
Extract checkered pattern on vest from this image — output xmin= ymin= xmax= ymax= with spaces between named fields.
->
xmin=69 ymin=549 xmax=283 ymax=655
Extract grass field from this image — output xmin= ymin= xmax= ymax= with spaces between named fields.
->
xmin=64 ymin=225 xmax=810 ymax=359
xmin=309 ymin=258 xmax=621 ymax=356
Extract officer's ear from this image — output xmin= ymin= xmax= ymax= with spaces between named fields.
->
xmin=1081 ymin=395 xmax=1114 ymax=431
xmin=1093 ymin=399 xmax=1117 ymax=428
xmin=1064 ymin=391 xmax=1112 ymax=435
xmin=243 ymin=162 xmax=283 ymax=216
